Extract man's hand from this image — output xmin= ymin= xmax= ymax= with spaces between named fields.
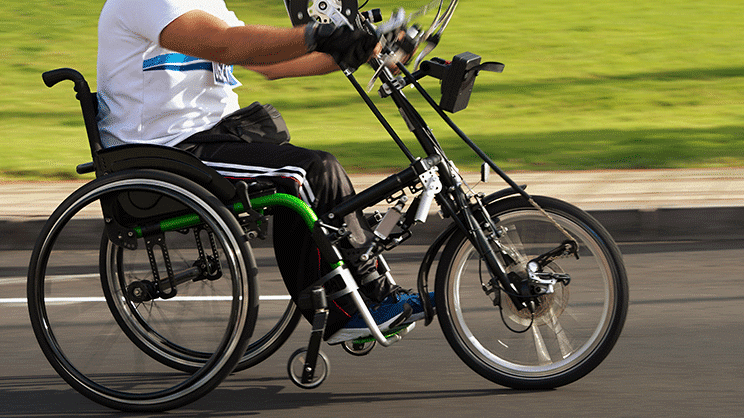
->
xmin=305 ymin=21 xmax=378 ymax=70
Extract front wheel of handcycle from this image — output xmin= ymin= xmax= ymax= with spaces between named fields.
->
xmin=27 ymin=170 xmax=259 ymax=412
xmin=435 ymin=195 xmax=628 ymax=390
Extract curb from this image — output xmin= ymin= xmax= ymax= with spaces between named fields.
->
xmin=4 ymin=206 xmax=743 ymax=252
xmin=588 ymin=207 xmax=744 ymax=242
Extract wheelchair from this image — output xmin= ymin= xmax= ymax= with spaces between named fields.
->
xmin=27 ymin=68 xmax=350 ymax=411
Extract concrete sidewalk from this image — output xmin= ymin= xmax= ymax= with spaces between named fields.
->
xmin=2 ymin=168 xmax=744 ymax=245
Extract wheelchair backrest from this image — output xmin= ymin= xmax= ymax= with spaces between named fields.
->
xmin=43 ymin=68 xmax=238 ymax=204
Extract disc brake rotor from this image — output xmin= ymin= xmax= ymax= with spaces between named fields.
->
xmin=502 ymin=262 xmax=570 ymax=327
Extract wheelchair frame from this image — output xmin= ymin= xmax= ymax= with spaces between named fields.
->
xmin=41 ymin=68 xmax=439 ymax=379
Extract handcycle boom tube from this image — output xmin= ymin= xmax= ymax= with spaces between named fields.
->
xmin=342 ymin=59 xmax=530 ymax=304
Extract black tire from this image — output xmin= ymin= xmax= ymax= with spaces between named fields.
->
xmin=435 ymin=195 xmax=628 ymax=389
xmin=27 ymin=170 xmax=258 ymax=411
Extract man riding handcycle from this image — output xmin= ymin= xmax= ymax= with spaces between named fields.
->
xmin=28 ymin=0 xmax=628 ymax=412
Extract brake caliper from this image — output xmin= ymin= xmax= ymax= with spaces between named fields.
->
xmin=526 ymin=240 xmax=577 ymax=295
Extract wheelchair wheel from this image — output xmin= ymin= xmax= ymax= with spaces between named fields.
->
xmin=101 ymin=228 xmax=301 ymax=373
xmin=27 ymin=170 xmax=258 ymax=412
xmin=436 ymin=196 xmax=628 ymax=390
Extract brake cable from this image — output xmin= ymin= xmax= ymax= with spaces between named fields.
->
xmin=479 ymin=257 xmax=534 ymax=333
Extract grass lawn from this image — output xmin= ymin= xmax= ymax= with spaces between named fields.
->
xmin=1 ymin=0 xmax=742 ymax=180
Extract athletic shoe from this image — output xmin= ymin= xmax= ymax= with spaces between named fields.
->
xmin=326 ymin=291 xmax=435 ymax=344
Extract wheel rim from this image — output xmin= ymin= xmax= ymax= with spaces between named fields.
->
xmin=28 ymin=177 xmax=252 ymax=407
xmin=444 ymin=209 xmax=617 ymax=378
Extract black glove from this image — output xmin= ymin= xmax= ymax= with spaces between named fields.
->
xmin=304 ymin=20 xmax=378 ymax=70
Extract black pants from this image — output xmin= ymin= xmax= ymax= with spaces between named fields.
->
xmin=178 ymin=134 xmax=381 ymax=337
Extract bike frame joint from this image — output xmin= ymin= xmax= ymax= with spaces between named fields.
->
xmin=414 ymin=167 xmax=442 ymax=223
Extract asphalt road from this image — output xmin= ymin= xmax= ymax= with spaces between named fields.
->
xmin=2 ymin=238 xmax=744 ymax=417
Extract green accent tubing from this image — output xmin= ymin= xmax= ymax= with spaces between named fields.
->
xmin=134 ymin=213 xmax=202 ymax=238
xmin=235 ymin=193 xmax=318 ymax=231
xmin=135 ymin=193 xmax=318 ymax=238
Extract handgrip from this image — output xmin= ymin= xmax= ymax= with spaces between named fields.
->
xmin=75 ymin=162 xmax=95 ymax=175
xmin=361 ymin=8 xmax=382 ymax=23
xmin=42 ymin=68 xmax=86 ymax=89
xmin=41 ymin=67 xmax=103 ymax=159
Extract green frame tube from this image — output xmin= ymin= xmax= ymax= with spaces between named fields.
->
xmin=134 ymin=193 xmax=318 ymax=238
xmin=235 ymin=193 xmax=318 ymax=231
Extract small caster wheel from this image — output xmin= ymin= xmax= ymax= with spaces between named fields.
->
xmin=287 ymin=347 xmax=329 ymax=389
xmin=342 ymin=340 xmax=376 ymax=356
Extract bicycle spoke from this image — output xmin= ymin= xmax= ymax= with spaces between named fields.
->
xmin=531 ymin=325 xmax=552 ymax=365
xmin=546 ymin=306 xmax=573 ymax=359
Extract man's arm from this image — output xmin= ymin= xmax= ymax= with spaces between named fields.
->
xmin=245 ymin=52 xmax=339 ymax=80
xmin=159 ymin=10 xmax=309 ymax=66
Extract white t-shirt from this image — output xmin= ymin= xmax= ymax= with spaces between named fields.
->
xmin=96 ymin=0 xmax=244 ymax=147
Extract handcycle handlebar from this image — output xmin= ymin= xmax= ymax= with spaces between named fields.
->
xmin=415 ymin=53 xmax=505 ymax=113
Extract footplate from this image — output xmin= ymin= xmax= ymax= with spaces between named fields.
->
xmin=350 ymin=322 xmax=416 ymax=345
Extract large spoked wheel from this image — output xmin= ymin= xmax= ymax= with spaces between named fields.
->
xmin=436 ymin=196 xmax=628 ymax=390
xmin=101 ymin=229 xmax=300 ymax=373
xmin=27 ymin=170 xmax=258 ymax=412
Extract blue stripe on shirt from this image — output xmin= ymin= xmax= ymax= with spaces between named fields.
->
xmin=143 ymin=62 xmax=213 ymax=72
xmin=143 ymin=53 xmax=210 ymax=72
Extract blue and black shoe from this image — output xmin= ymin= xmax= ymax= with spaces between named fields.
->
xmin=326 ymin=291 xmax=435 ymax=344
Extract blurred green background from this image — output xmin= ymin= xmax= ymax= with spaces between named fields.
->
xmin=1 ymin=0 xmax=742 ymax=180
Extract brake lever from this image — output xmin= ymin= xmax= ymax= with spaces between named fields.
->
xmin=473 ymin=62 xmax=505 ymax=74
xmin=325 ymin=5 xmax=354 ymax=29
xmin=411 ymin=0 xmax=458 ymax=71
xmin=364 ymin=9 xmax=407 ymax=91
xmin=366 ymin=58 xmax=387 ymax=92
